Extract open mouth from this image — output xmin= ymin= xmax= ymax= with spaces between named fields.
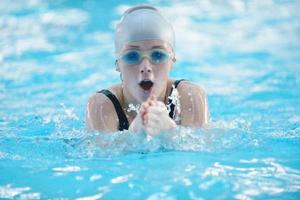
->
xmin=139 ymin=80 xmax=154 ymax=91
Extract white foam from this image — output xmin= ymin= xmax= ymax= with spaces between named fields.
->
xmin=52 ymin=166 xmax=81 ymax=172
xmin=127 ymin=104 xmax=140 ymax=114
xmin=167 ymin=85 xmax=181 ymax=122
xmin=110 ymin=174 xmax=133 ymax=184
xmin=89 ymin=174 xmax=102 ymax=182
xmin=0 ymin=184 xmax=31 ymax=199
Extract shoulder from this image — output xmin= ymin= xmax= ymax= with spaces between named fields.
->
xmin=87 ymin=92 xmax=111 ymax=111
xmin=175 ymin=80 xmax=209 ymax=127
xmin=177 ymin=80 xmax=207 ymax=98
xmin=86 ymin=86 xmax=122 ymax=132
xmin=87 ymin=92 xmax=114 ymax=112
xmin=87 ymin=84 xmax=123 ymax=112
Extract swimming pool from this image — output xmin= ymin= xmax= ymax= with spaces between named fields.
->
xmin=1 ymin=0 xmax=300 ymax=199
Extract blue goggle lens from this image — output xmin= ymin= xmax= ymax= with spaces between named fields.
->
xmin=120 ymin=49 xmax=170 ymax=65
xmin=122 ymin=51 xmax=140 ymax=65
xmin=150 ymin=50 xmax=168 ymax=64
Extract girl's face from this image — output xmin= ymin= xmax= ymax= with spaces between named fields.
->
xmin=116 ymin=40 xmax=175 ymax=104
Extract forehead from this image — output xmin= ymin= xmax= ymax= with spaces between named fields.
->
xmin=122 ymin=40 xmax=172 ymax=51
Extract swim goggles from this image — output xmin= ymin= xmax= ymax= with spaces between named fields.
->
xmin=117 ymin=48 xmax=175 ymax=65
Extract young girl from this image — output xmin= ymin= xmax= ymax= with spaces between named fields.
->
xmin=86 ymin=5 xmax=209 ymax=136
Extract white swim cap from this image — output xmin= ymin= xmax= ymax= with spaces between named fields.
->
xmin=115 ymin=5 xmax=175 ymax=53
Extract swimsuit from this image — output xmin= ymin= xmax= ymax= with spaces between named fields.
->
xmin=97 ymin=79 xmax=184 ymax=131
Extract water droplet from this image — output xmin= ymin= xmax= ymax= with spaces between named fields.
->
xmin=127 ymin=104 xmax=140 ymax=114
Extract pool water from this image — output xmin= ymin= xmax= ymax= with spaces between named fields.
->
xmin=1 ymin=0 xmax=300 ymax=199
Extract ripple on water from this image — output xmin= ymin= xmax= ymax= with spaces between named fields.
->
xmin=52 ymin=165 xmax=83 ymax=176
xmin=76 ymin=186 xmax=110 ymax=200
xmin=110 ymin=173 xmax=133 ymax=184
xmin=0 ymin=184 xmax=40 ymax=199
xmin=200 ymin=158 xmax=300 ymax=198
xmin=89 ymin=174 xmax=102 ymax=182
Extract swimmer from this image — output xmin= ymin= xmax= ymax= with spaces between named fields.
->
xmin=86 ymin=5 xmax=209 ymax=136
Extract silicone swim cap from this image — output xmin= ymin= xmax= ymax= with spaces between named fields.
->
xmin=115 ymin=5 xmax=175 ymax=53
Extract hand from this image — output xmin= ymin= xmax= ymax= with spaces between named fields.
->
xmin=128 ymin=97 xmax=152 ymax=133
xmin=128 ymin=107 xmax=145 ymax=133
xmin=143 ymin=95 xmax=176 ymax=136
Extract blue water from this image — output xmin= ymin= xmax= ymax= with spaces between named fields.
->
xmin=1 ymin=0 xmax=300 ymax=199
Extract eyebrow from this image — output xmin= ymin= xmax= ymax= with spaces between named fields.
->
xmin=125 ymin=45 xmax=167 ymax=49
xmin=126 ymin=45 xmax=140 ymax=49
xmin=151 ymin=45 xmax=166 ymax=49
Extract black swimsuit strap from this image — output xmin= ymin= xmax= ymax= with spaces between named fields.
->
xmin=97 ymin=89 xmax=129 ymax=131
xmin=168 ymin=79 xmax=185 ymax=119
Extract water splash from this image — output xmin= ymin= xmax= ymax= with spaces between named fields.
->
xmin=127 ymin=104 xmax=140 ymax=114
xmin=71 ymin=118 xmax=255 ymax=158
xmin=0 ymin=185 xmax=37 ymax=199
xmin=0 ymin=116 xmax=261 ymax=161
xmin=167 ymin=85 xmax=181 ymax=123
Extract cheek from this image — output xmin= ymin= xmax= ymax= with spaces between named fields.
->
xmin=154 ymin=64 xmax=171 ymax=78
xmin=121 ymin=66 xmax=138 ymax=82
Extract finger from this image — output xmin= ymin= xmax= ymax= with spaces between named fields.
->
xmin=149 ymin=100 xmax=156 ymax=106
xmin=139 ymin=107 xmax=148 ymax=121
xmin=152 ymin=100 xmax=165 ymax=108
xmin=146 ymin=111 xmax=160 ymax=121
xmin=150 ymin=95 xmax=156 ymax=101
xmin=156 ymin=101 xmax=166 ymax=108
xmin=146 ymin=117 xmax=159 ymax=128
xmin=141 ymin=102 xmax=151 ymax=114
xmin=142 ymin=101 xmax=150 ymax=108
xmin=147 ymin=105 xmax=168 ymax=115
xmin=143 ymin=113 xmax=150 ymax=126
xmin=139 ymin=105 xmax=145 ymax=113
xmin=145 ymin=112 xmax=161 ymax=125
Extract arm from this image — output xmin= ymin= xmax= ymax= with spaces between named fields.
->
xmin=86 ymin=93 xmax=119 ymax=132
xmin=178 ymin=81 xmax=209 ymax=128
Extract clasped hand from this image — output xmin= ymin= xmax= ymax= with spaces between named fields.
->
xmin=129 ymin=95 xmax=176 ymax=136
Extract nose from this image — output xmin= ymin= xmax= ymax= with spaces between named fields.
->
xmin=139 ymin=57 xmax=152 ymax=74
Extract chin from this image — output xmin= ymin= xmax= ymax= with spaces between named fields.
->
xmin=137 ymin=87 xmax=153 ymax=102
